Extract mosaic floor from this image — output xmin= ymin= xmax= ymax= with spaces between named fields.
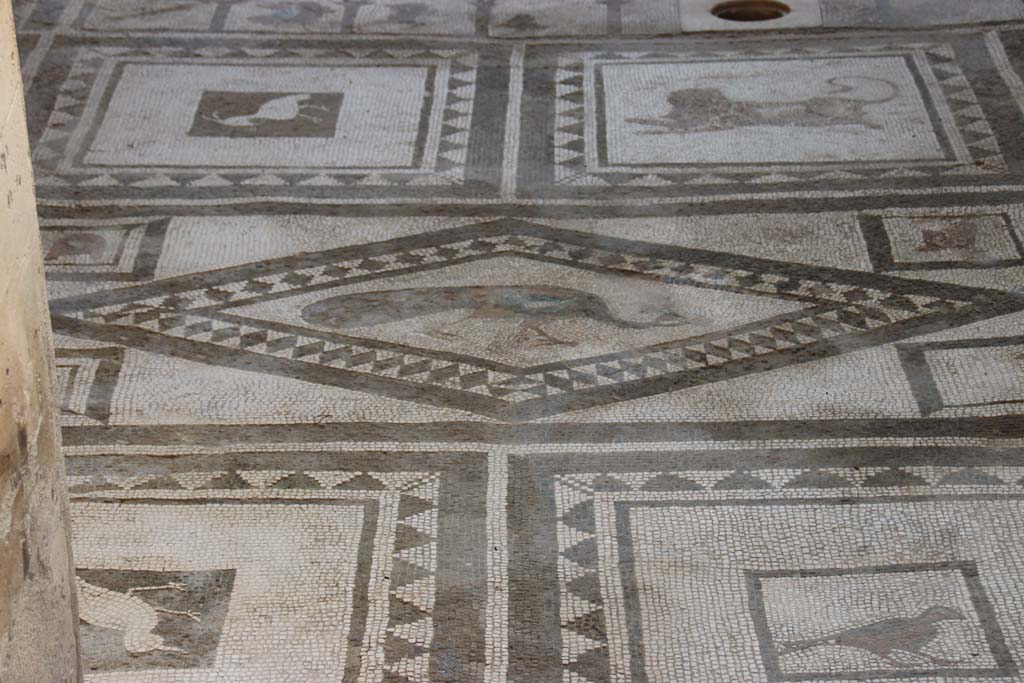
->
xmin=12 ymin=0 xmax=1024 ymax=680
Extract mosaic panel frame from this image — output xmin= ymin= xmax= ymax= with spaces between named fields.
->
xmin=507 ymin=448 xmax=1024 ymax=683
xmin=859 ymin=208 xmax=1024 ymax=271
xmin=67 ymin=449 xmax=489 ymax=682
xmin=517 ymin=32 xmax=1024 ymax=201
xmin=40 ymin=217 xmax=170 ymax=281
xmin=26 ymin=35 xmax=510 ymax=203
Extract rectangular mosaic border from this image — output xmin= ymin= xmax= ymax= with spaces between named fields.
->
xmin=517 ymin=31 xmax=1024 ymax=201
xmin=67 ymin=449 xmax=489 ymax=681
xmin=25 ymin=35 xmax=512 ymax=202
xmin=507 ymin=447 xmax=1024 ymax=683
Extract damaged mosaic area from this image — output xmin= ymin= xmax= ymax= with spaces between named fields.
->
xmin=13 ymin=0 xmax=1024 ymax=680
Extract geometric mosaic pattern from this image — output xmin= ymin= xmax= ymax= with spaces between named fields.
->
xmin=50 ymin=219 xmax=1024 ymax=420
xmin=898 ymin=335 xmax=1024 ymax=417
xmin=15 ymin=0 xmax=1024 ymax=681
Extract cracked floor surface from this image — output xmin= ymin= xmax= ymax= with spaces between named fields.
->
xmin=12 ymin=0 xmax=1024 ymax=680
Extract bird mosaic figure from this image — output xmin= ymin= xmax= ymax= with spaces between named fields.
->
xmin=202 ymin=94 xmax=331 ymax=129
xmin=76 ymin=576 xmax=201 ymax=656
xmin=776 ymin=605 xmax=967 ymax=667
xmin=301 ymin=285 xmax=687 ymax=347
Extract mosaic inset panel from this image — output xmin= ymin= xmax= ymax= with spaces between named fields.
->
xmin=61 ymin=0 xmax=479 ymax=35
xmin=41 ymin=218 xmax=169 ymax=281
xmin=186 ymin=91 xmax=345 ymax=139
xmin=85 ymin=65 xmax=426 ymax=167
xmin=77 ymin=568 xmax=235 ymax=672
xmin=599 ymin=57 xmax=944 ymax=165
xmin=749 ymin=563 xmax=1012 ymax=681
xmin=859 ymin=206 xmax=1024 ymax=271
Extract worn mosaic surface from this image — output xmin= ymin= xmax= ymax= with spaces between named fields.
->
xmin=13 ymin=0 xmax=1024 ymax=680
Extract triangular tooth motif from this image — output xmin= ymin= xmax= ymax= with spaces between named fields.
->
xmin=392 ymin=576 xmax=436 ymax=613
xmin=237 ymin=470 xmax=292 ymax=489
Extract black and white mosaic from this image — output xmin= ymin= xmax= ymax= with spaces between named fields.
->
xmin=13 ymin=0 xmax=1024 ymax=680
xmin=47 ymin=218 xmax=1024 ymax=420
xmin=27 ymin=36 xmax=506 ymax=202
xmin=509 ymin=448 xmax=1024 ymax=682
xmin=67 ymin=449 xmax=487 ymax=681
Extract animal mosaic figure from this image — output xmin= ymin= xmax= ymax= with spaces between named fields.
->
xmin=202 ymin=94 xmax=332 ymax=129
xmin=628 ymin=77 xmax=898 ymax=134
xmin=76 ymin=576 xmax=201 ymax=655
xmin=916 ymin=219 xmax=978 ymax=252
xmin=776 ymin=605 xmax=966 ymax=667
xmin=301 ymin=285 xmax=687 ymax=347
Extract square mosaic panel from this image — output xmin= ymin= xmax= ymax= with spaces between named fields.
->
xmin=67 ymin=449 xmax=488 ymax=682
xmin=859 ymin=205 xmax=1024 ymax=271
xmin=507 ymin=448 xmax=1024 ymax=683
xmin=41 ymin=218 xmax=169 ymax=281
xmin=27 ymin=36 xmax=509 ymax=202
xmin=517 ymin=32 xmax=1024 ymax=200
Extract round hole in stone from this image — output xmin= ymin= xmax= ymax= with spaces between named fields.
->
xmin=710 ymin=0 xmax=791 ymax=21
